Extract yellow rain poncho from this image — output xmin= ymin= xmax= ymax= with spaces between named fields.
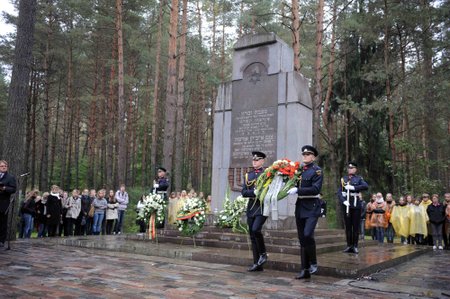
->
xmin=408 ymin=204 xmax=429 ymax=237
xmin=390 ymin=205 xmax=410 ymax=237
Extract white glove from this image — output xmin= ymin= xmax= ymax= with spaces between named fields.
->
xmin=288 ymin=187 xmax=298 ymax=195
xmin=153 ymin=184 xmax=159 ymax=188
xmin=344 ymin=185 xmax=355 ymax=191
xmin=254 ymin=189 xmax=259 ymax=196
xmin=343 ymin=200 xmax=350 ymax=207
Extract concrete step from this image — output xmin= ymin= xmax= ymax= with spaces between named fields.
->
xmin=143 ymin=235 xmax=365 ymax=255
xmin=159 ymin=229 xmax=346 ymax=246
xmin=164 ymin=226 xmax=344 ymax=237
xmin=51 ymin=235 xmax=429 ymax=279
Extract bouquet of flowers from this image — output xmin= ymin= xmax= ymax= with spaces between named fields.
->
xmin=137 ymin=193 xmax=167 ymax=225
xmin=254 ymin=159 xmax=302 ymax=219
xmin=216 ymin=196 xmax=248 ymax=233
xmin=255 ymin=159 xmax=302 ymax=202
xmin=176 ymin=197 xmax=207 ymax=236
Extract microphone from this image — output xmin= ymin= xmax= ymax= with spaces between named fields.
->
xmin=20 ymin=172 xmax=31 ymax=177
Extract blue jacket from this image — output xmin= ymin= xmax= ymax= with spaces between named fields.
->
xmin=242 ymin=167 xmax=264 ymax=217
xmin=295 ymin=163 xmax=323 ymax=218
xmin=337 ymin=175 xmax=369 ymax=210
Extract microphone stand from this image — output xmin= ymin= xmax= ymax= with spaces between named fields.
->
xmin=6 ymin=172 xmax=30 ymax=250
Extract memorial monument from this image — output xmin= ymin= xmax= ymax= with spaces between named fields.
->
xmin=211 ymin=33 xmax=313 ymax=229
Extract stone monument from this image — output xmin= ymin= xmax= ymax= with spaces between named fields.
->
xmin=211 ymin=33 xmax=313 ymax=229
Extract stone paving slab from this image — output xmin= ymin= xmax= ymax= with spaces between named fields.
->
xmin=0 ymin=239 xmax=448 ymax=298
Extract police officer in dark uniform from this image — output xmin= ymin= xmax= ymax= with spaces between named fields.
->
xmin=153 ymin=167 xmax=170 ymax=229
xmin=288 ymin=145 xmax=323 ymax=279
xmin=242 ymin=151 xmax=268 ymax=272
xmin=337 ymin=161 xmax=368 ymax=254
xmin=153 ymin=167 xmax=170 ymax=197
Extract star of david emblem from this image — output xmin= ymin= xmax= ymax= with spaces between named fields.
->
xmin=249 ymin=67 xmax=261 ymax=84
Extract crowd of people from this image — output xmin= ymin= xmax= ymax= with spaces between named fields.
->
xmin=17 ymin=184 xmax=213 ymax=238
xmin=362 ymin=192 xmax=450 ymax=249
xmin=18 ymin=184 xmax=129 ymax=238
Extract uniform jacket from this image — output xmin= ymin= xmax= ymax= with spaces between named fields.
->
xmin=155 ymin=177 xmax=169 ymax=193
xmin=242 ymin=167 xmax=264 ymax=217
xmin=0 ymin=172 xmax=17 ymax=214
xmin=337 ymin=175 xmax=369 ymax=210
xmin=295 ymin=163 xmax=323 ymax=218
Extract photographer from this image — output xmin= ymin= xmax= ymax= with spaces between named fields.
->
xmin=0 ymin=160 xmax=17 ymax=247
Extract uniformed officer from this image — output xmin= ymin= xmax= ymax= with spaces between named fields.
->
xmin=153 ymin=167 xmax=170 ymax=229
xmin=337 ymin=161 xmax=369 ymax=254
xmin=153 ymin=167 xmax=170 ymax=197
xmin=288 ymin=145 xmax=323 ymax=279
xmin=242 ymin=151 xmax=268 ymax=272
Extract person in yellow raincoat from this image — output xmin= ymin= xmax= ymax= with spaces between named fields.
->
xmin=408 ymin=197 xmax=429 ymax=245
xmin=390 ymin=196 xmax=410 ymax=244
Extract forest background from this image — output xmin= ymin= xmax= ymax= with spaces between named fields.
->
xmin=0 ymin=0 xmax=448 ymax=228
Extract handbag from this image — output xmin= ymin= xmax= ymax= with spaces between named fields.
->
xmin=88 ymin=204 xmax=95 ymax=218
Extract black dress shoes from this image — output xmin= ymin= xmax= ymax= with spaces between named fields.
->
xmin=343 ymin=246 xmax=353 ymax=253
xmin=309 ymin=264 xmax=318 ymax=275
xmin=295 ymin=269 xmax=311 ymax=279
xmin=353 ymin=247 xmax=359 ymax=254
xmin=247 ymin=264 xmax=263 ymax=272
xmin=257 ymin=253 xmax=268 ymax=266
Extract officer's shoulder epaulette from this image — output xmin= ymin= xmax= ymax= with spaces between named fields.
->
xmin=314 ymin=165 xmax=322 ymax=176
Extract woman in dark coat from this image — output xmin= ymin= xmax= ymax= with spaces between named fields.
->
xmin=46 ymin=185 xmax=62 ymax=237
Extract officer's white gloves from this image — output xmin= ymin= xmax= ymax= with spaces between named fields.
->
xmin=153 ymin=184 xmax=159 ymax=188
xmin=288 ymin=187 xmax=298 ymax=195
xmin=343 ymin=200 xmax=350 ymax=207
xmin=254 ymin=189 xmax=259 ymax=196
xmin=344 ymin=185 xmax=355 ymax=191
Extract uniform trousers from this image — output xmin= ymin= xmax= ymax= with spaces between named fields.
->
xmin=295 ymin=205 xmax=319 ymax=270
xmin=344 ymin=208 xmax=361 ymax=247
xmin=247 ymin=215 xmax=267 ymax=264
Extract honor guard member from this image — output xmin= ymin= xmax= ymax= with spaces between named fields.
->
xmin=337 ymin=161 xmax=368 ymax=254
xmin=153 ymin=167 xmax=169 ymax=199
xmin=288 ymin=145 xmax=323 ymax=279
xmin=154 ymin=167 xmax=170 ymax=229
xmin=242 ymin=151 xmax=268 ymax=272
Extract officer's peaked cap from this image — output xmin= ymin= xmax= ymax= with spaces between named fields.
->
xmin=252 ymin=151 xmax=266 ymax=159
xmin=347 ymin=161 xmax=358 ymax=168
xmin=301 ymin=145 xmax=318 ymax=156
xmin=157 ymin=167 xmax=167 ymax=172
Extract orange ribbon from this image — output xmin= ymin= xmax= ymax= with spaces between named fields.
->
xmin=176 ymin=211 xmax=201 ymax=221
xmin=148 ymin=213 xmax=156 ymax=239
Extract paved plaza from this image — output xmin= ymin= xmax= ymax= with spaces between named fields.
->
xmin=0 ymin=238 xmax=449 ymax=298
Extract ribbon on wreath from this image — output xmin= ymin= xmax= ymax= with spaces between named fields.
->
xmin=176 ymin=210 xmax=201 ymax=221
xmin=262 ymin=175 xmax=284 ymax=220
xmin=148 ymin=213 xmax=156 ymax=239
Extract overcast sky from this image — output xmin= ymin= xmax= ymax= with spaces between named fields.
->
xmin=0 ymin=1 xmax=16 ymax=36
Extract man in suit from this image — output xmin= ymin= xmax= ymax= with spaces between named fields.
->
xmin=288 ymin=145 xmax=323 ymax=279
xmin=242 ymin=151 xmax=268 ymax=272
xmin=0 ymin=160 xmax=17 ymax=247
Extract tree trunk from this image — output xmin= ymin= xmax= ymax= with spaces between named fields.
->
xmin=162 ymin=0 xmax=179 ymax=179
xmin=384 ymin=0 xmax=395 ymax=192
xmin=116 ymin=0 xmax=126 ymax=186
xmin=107 ymin=31 xmax=118 ymax=189
xmin=30 ymin=71 xmax=38 ymax=189
xmin=3 ymin=0 xmax=37 ymax=241
xmin=49 ymin=77 xmax=62 ymax=186
xmin=292 ymin=0 xmax=301 ymax=71
xmin=174 ymin=0 xmax=187 ymax=190
xmin=312 ymin=0 xmax=324 ymax=147
xmin=150 ymin=0 xmax=166 ymax=179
